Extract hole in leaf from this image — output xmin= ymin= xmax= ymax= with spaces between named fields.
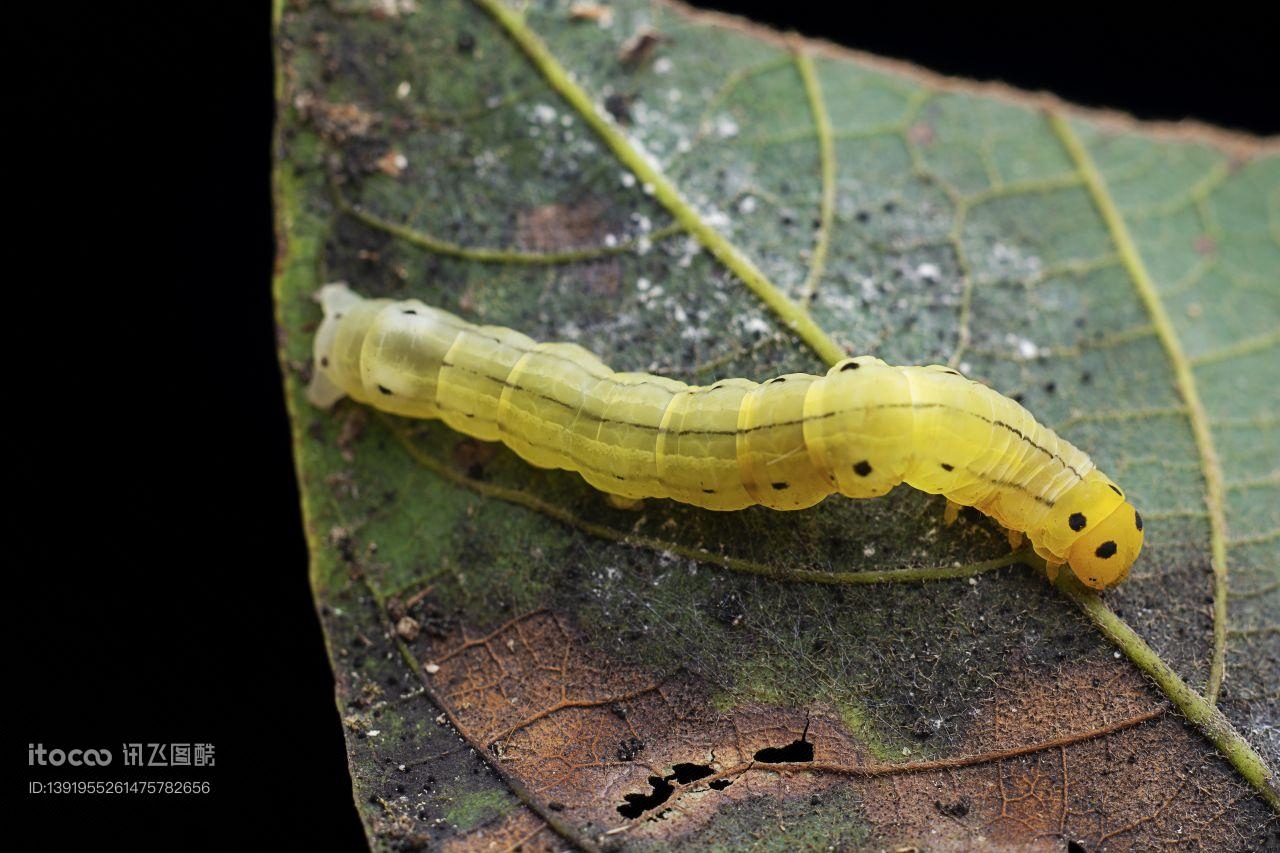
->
xmin=753 ymin=738 xmax=813 ymax=763
xmin=617 ymin=776 xmax=674 ymax=819
xmin=669 ymin=762 xmax=714 ymax=785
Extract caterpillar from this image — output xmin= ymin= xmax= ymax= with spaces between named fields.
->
xmin=307 ymin=283 xmax=1144 ymax=589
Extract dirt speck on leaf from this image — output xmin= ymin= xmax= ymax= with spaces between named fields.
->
xmin=515 ymin=198 xmax=612 ymax=251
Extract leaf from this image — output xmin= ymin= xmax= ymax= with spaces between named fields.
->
xmin=273 ymin=0 xmax=1280 ymax=848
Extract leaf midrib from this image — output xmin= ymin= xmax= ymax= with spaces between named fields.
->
xmin=1048 ymin=114 xmax=1232 ymax=706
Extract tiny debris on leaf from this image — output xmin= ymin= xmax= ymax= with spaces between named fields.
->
xmin=619 ymin=28 xmax=664 ymax=67
xmin=568 ymin=2 xmax=613 ymax=26
xmin=395 ymin=616 xmax=421 ymax=641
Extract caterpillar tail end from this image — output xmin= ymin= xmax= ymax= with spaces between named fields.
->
xmin=306 ymin=371 xmax=346 ymax=409
xmin=306 ymin=282 xmax=362 ymax=409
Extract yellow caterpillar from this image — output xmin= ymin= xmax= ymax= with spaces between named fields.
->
xmin=307 ymin=284 xmax=1143 ymax=589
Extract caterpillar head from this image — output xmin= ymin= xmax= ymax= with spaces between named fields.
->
xmin=1066 ymin=500 xmax=1144 ymax=589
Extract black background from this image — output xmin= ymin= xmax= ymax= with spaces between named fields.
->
xmin=22 ymin=3 xmax=1273 ymax=847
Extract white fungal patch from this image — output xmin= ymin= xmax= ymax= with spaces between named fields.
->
xmin=916 ymin=262 xmax=941 ymax=283
xmin=471 ymin=149 xmax=505 ymax=179
xmin=676 ymin=235 xmax=701 ymax=268
xmin=702 ymin=208 xmax=731 ymax=230
xmin=714 ymin=115 xmax=740 ymax=139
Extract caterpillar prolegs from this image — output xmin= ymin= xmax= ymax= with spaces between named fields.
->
xmin=307 ymin=284 xmax=1144 ymax=589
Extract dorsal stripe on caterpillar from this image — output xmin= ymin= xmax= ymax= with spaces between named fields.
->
xmin=307 ymin=284 xmax=1144 ymax=589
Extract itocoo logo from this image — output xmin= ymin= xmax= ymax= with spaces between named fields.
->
xmin=28 ymin=744 xmax=113 ymax=766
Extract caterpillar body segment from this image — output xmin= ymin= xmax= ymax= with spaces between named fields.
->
xmin=308 ymin=284 xmax=1143 ymax=589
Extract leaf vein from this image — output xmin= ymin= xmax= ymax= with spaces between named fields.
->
xmin=1050 ymin=113 xmax=1233 ymax=706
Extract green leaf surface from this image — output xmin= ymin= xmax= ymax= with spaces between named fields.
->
xmin=274 ymin=1 xmax=1279 ymax=848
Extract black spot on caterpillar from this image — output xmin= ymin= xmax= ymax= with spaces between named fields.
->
xmin=308 ymin=284 xmax=1143 ymax=589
